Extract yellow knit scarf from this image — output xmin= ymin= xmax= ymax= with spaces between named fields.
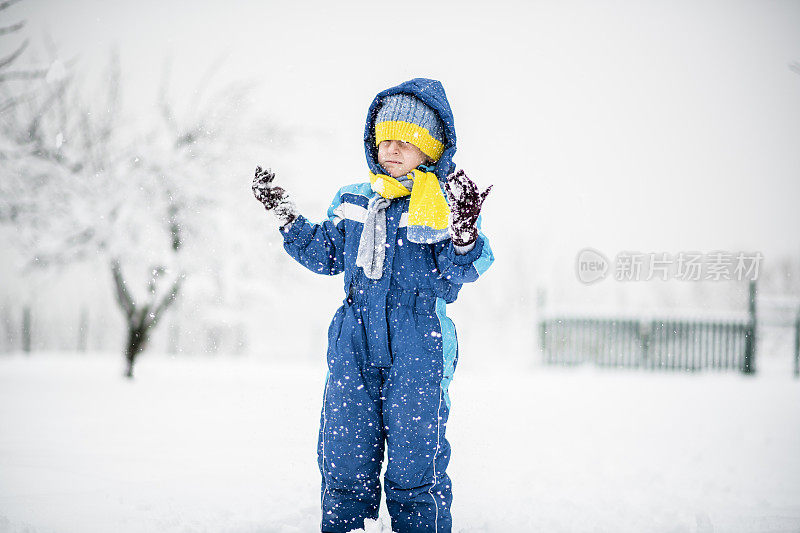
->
xmin=368 ymin=168 xmax=450 ymax=243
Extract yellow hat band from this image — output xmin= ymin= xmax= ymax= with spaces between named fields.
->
xmin=375 ymin=120 xmax=444 ymax=162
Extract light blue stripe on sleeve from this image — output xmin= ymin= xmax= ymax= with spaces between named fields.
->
xmin=473 ymin=215 xmax=494 ymax=277
xmin=327 ymin=182 xmax=373 ymax=223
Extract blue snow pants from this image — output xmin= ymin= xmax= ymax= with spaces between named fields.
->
xmin=318 ymin=287 xmax=455 ymax=533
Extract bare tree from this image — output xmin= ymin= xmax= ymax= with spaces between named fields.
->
xmin=112 ymin=260 xmax=181 ymax=377
xmin=0 ymin=0 xmax=49 ymax=353
xmin=0 ymin=47 xmax=258 ymax=377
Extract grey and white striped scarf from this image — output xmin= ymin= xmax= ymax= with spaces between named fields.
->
xmin=355 ymin=176 xmax=414 ymax=279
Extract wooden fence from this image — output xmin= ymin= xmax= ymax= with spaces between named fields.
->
xmin=539 ymin=316 xmax=754 ymax=372
xmin=539 ymin=280 xmax=763 ymax=374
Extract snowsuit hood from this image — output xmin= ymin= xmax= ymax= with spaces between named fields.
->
xmin=364 ymin=78 xmax=457 ymax=181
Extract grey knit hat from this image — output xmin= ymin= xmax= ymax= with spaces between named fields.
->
xmin=374 ymin=94 xmax=445 ymax=161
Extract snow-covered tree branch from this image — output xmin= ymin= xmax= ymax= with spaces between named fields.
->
xmin=0 ymin=44 xmax=272 ymax=375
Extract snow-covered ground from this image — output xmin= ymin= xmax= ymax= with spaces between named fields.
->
xmin=0 ymin=352 xmax=798 ymax=533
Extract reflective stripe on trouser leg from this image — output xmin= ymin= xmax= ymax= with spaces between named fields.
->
xmin=319 ymin=304 xmax=385 ymax=533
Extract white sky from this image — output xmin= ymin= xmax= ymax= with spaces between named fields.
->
xmin=7 ymin=0 xmax=800 ymax=295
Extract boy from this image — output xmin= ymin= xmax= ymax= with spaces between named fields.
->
xmin=252 ymin=78 xmax=493 ymax=533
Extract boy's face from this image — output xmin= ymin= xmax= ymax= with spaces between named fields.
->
xmin=377 ymin=140 xmax=428 ymax=178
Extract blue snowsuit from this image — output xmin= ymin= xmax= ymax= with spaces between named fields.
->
xmin=280 ymin=79 xmax=493 ymax=533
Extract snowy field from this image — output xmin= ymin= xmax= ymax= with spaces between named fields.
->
xmin=1 ymin=352 xmax=799 ymax=533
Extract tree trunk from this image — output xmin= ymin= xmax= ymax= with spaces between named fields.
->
xmin=21 ymin=305 xmax=31 ymax=354
xmin=77 ymin=307 xmax=88 ymax=352
xmin=124 ymin=320 xmax=150 ymax=379
xmin=111 ymin=259 xmax=182 ymax=380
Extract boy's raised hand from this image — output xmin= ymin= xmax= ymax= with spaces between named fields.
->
xmin=444 ymin=170 xmax=492 ymax=247
xmin=252 ymin=166 xmax=298 ymax=227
